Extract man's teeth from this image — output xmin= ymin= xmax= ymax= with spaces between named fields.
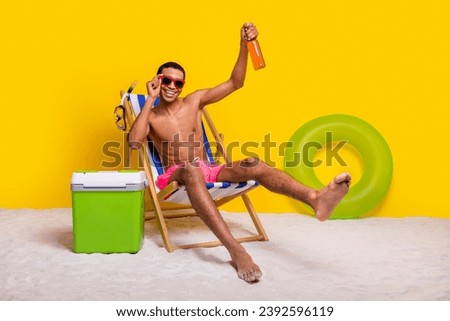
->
xmin=165 ymin=89 xmax=175 ymax=95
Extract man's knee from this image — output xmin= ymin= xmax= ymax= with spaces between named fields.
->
xmin=239 ymin=157 xmax=269 ymax=176
xmin=175 ymin=164 xmax=203 ymax=185
xmin=240 ymin=157 xmax=261 ymax=167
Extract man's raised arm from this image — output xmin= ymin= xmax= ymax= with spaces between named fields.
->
xmin=192 ymin=22 xmax=260 ymax=108
xmin=128 ymin=76 xmax=161 ymax=149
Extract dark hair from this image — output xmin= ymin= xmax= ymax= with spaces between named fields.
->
xmin=156 ymin=61 xmax=186 ymax=80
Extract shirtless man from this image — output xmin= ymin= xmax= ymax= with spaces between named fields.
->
xmin=128 ymin=22 xmax=351 ymax=283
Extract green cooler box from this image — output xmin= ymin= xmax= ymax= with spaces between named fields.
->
xmin=71 ymin=170 xmax=148 ymax=253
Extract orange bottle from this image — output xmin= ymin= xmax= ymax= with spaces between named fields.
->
xmin=247 ymin=39 xmax=266 ymax=70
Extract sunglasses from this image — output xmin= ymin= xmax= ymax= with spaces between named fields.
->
xmin=159 ymin=75 xmax=185 ymax=89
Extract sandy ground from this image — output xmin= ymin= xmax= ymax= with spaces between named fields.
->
xmin=1 ymin=208 xmax=450 ymax=301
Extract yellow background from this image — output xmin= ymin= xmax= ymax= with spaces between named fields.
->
xmin=1 ymin=0 xmax=449 ymax=218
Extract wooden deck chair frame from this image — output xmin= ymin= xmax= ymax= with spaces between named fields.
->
xmin=119 ymin=84 xmax=268 ymax=252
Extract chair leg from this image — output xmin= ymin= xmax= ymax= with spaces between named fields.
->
xmin=140 ymin=148 xmax=175 ymax=252
xmin=149 ymin=195 xmax=175 ymax=252
xmin=172 ymin=235 xmax=265 ymax=251
xmin=241 ymin=194 xmax=269 ymax=241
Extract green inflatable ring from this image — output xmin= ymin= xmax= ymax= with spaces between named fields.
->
xmin=284 ymin=114 xmax=393 ymax=219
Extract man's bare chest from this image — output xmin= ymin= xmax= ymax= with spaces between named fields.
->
xmin=150 ymin=110 xmax=202 ymax=142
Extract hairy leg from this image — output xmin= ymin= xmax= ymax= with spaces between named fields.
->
xmin=170 ymin=163 xmax=262 ymax=282
xmin=217 ymin=157 xmax=351 ymax=221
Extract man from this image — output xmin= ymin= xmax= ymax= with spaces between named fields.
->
xmin=129 ymin=22 xmax=351 ymax=283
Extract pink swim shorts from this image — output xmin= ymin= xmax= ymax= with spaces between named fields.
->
xmin=155 ymin=161 xmax=225 ymax=190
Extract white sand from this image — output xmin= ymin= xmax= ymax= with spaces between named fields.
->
xmin=1 ymin=208 xmax=450 ymax=301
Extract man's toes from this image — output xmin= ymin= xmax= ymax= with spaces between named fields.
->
xmin=238 ymin=271 xmax=254 ymax=282
xmin=238 ymin=269 xmax=262 ymax=283
xmin=335 ymin=172 xmax=351 ymax=184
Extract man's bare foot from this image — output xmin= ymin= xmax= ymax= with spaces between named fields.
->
xmin=229 ymin=246 xmax=262 ymax=283
xmin=312 ymin=172 xmax=351 ymax=221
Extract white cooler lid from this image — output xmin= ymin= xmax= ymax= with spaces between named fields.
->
xmin=71 ymin=171 xmax=148 ymax=191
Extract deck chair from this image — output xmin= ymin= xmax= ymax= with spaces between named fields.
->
xmin=117 ymin=83 xmax=268 ymax=252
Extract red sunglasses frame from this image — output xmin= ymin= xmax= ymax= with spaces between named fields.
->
xmin=159 ymin=75 xmax=185 ymax=89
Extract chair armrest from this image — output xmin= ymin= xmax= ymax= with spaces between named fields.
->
xmin=157 ymin=181 xmax=180 ymax=201
xmin=214 ymin=133 xmax=225 ymax=159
